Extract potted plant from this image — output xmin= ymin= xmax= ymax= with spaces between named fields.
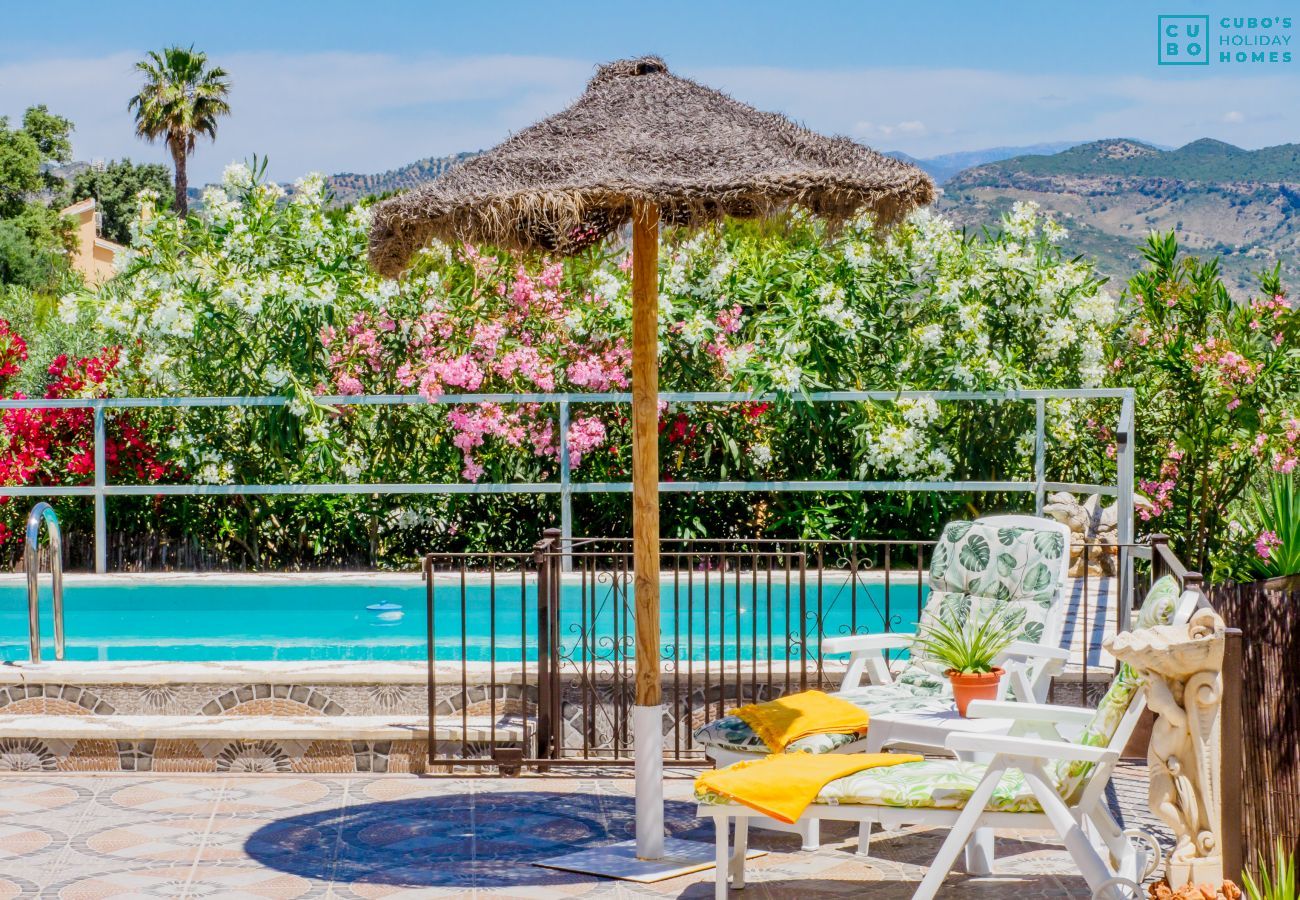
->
xmin=916 ymin=604 xmax=1023 ymax=716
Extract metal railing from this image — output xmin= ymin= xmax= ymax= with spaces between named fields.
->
xmin=424 ymin=529 xmax=1145 ymax=770
xmin=23 ymin=502 xmax=65 ymax=662
xmin=0 ymin=387 xmax=1135 ymax=580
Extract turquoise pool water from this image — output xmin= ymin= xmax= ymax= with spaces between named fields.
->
xmin=0 ymin=577 xmax=924 ymax=662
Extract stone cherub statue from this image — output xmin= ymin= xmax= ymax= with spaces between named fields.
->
xmin=1106 ymin=607 xmax=1228 ymax=890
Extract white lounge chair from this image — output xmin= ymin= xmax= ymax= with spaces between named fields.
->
xmin=696 ymin=578 xmax=1200 ymax=900
xmin=694 ymin=514 xmax=1074 ymax=769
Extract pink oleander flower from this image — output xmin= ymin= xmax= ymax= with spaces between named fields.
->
xmin=538 ymin=262 xmax=564 ymax=288
xmin=1256 ymin=530 xmax=1282 ymax=560
xmin=566 ymin=415 xmax=607 ymax=467
xmin=715 ymin=305 xmax=743 ymax=335
xmin=334 ymin=374 xmax=363 ymax=395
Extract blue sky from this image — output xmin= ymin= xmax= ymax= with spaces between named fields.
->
xmin=1 ymin=0 xmax=1295 ymax=183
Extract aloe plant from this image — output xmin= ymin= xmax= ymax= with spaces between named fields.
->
xmin=915 ymin=603 xmax=1024 ymax=675
xmin=1250 ymin=475 xmax=1300 ymax=580
xmin=1242 ymin=839 xmax=1297 ymax=900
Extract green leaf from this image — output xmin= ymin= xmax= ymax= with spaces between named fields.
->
xmin=1032 ymin=531 xmax=1065 ymax=560
xmin=997 ymin=527 xmax=1026 ymax=546
xmin=946 ymin=521 xmax=974 ymax=542
xmin=996 ymin=552 xmax=1018 ymax=577
xmin=1022 ymin=561 xmax=1054 ymax=592
xmin=928 ymin=541 xmax=950 ymax=580
xmin=958 ymin=534 xmax=990 ymax=572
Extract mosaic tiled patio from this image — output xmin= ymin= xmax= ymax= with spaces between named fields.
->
xmin=0 ymin=764 xmax=1163 ymax=898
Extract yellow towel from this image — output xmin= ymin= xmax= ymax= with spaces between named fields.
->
xmin=733 ymin=690 xmax=869 ymax=753
xmin=696 ymin=752 xmax=923 ymax=823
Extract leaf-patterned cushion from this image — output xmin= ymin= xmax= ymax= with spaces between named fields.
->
xmin=928 ymin=520 xmax=1065 ymax=605
xmin=696 ymin=757 xmax=1049 ymax=814
xmin=895 ymin=521 xmax=1067 ymax=687
xmin=1135 ymin=575 xmax=1180 ymax=629
xmin=1050 ymin=664 xmax=1140 ymax=803
xmin=1048 ymin=575 xmax=1181 ymax=801
xmin=692 ymin=685 xmax=952 ymax=755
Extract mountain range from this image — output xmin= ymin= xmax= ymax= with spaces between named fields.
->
xmin=936 ymin=138 xmax=1300 ymax=297
xmin=884 ymin=142 xmax=1086 ymax=184
xmin=146 ymin=137 xmax=1300 ymax=300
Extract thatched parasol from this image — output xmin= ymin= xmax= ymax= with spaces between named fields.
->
xmin=370 ymin=56 xmax=933 ymax=867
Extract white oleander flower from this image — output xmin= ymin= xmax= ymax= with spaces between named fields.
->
xmin=770 ymin=361 xmax=803 ymax=392
xmin=304 ymin=420 xmax=332 ymax=444
xmin=917 ymin=323 xmax=944 ymax=350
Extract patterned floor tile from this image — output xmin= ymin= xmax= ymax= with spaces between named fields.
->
xmin=0 ymin=820 xmax=64 ymax=859
xmin=75 ymin=817 xmax=216 ymax=865
xmin=103 ymin=779 xmax=231 ymax=817
xmin=215 ymin=777 xmax=341 ymax=815
xmin=0 ymin=874 xmax=42 ymax=900
xmin=0 ymin=777 xmax=89 ymax=817
xmin=0 ymin=770 xmax=1168 ymax=899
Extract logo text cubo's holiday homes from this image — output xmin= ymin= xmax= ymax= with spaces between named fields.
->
xmin=1159 ymin=14 xmax=1293 ymax=66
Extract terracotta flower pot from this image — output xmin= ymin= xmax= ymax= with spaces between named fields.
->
xmin=947 ymin=667 xmax=1005 ymax=717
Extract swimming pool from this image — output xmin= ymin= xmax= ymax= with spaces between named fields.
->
xmin=0 ymin=574 xmax=925 ymax=663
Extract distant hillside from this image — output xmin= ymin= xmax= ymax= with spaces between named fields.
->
xmin=938 ymin=138 xmax=1300 ymax=298
xmin=887 ymin=142 xmax=1085 ymax=184
xmin=321 ymin=152 xmax=479 ymax=204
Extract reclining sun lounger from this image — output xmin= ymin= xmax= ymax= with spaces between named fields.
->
xmin=696 ymin=575 xmax=1199 ymax=900
xmin=693 ymin=514 xmax=1074 ymax=768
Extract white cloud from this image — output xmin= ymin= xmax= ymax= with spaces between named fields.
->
xmin=2 ymin=52 xmax=1296 ymax=184
xmin=0 ymin=51 xmax=589 ymax=183
xmin=854 ymin=119 xmax=928 ymax=139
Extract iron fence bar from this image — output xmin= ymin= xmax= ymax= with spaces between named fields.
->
xmin=424 ymin=553 xmax=436 ymax=769
xmin=799 ymin=551 xmax=808 ymax=693
xmin=489 ymin=561 xmax=498 ymax=761
xmin=672 ymin=552 xmax=682 ymax=759
xmin=884 ymin=544 xmax=892 ymax=637
xmin=551 ymin=540 xmax=565 ymax=758
xmin=815 ymin=545 xmax=825 ymax=688
xmin=704 ymin=557 xmax=712 ymax=722
xmin=1116 ymin=393 xmax=1136 ymax=628
xmin=459 ymin=557 xmax=469 ymax=760
xmin=533 ymin=533 xmax=554 ymax=765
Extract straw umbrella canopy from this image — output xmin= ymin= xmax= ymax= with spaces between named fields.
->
xmin=369 ymin=56 xmax=933 ymax=861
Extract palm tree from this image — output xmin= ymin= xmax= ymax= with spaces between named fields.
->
xmin=129 ymin=46 xmax=231 ymax=216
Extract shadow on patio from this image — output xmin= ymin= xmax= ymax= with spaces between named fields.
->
xmin=244 ymin=790 xmax=712 ymax=889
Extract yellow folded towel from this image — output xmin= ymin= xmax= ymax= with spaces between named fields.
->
xmin=696 ymin=752 xmax=923 ymax=823
xmin=733 ymin=689 xmax=869 ymax=753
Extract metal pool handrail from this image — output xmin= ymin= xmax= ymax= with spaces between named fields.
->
xmin=24 ymin=502 xmax=65 ymax=662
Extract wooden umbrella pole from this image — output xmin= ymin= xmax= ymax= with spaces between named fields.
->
xmin=631 ymin=201 xmax=662 ymax=709
xmin=630 ymin=200 xmax=664 ymax=861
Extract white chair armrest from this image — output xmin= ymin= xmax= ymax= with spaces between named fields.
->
xmin=945 ymin=732 xmax=1117 ymax=764
xmin=964 ymin=700 xmax=1097 ymax=726
xmin=1000 ymin=642 xmax=1070 ymax=662
xmin=821 ymin=633 xmax=913 ymax=655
